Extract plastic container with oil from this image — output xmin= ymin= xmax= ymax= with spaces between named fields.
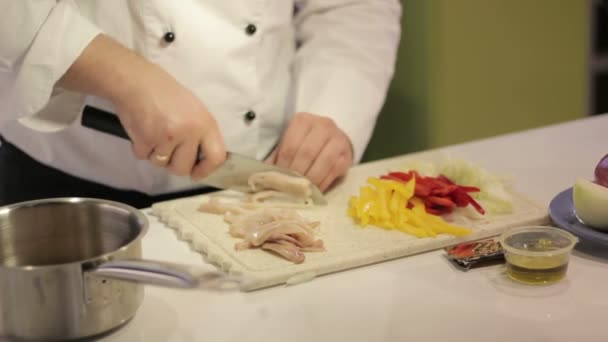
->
xmin=498 ymin=226 xmax=578 ymax=285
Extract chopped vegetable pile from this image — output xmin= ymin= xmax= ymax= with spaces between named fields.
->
xmin=348 ymin=158 xmax=515 ymax=238
xmin=380 ymin=171 xmax=485 ymax=216
xmin=400 ymin=159 xmax=514 ymax=216
xmin=347 ymin=177 xmax=473 ymax=238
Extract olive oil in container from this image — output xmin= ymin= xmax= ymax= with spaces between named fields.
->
xmin=499 ymin=227 xmax=578 ymax=285
xmin=505 ymin=253 xmax=569 ymax=284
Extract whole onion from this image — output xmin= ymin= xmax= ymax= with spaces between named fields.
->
xmin=595 ymin=154 xmax=608 ymax=187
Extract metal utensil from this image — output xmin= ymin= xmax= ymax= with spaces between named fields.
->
xmin=81 ymin=106 xmax=327 ymax=205
xmin=0 ymin=198 xmax=245 ymax=340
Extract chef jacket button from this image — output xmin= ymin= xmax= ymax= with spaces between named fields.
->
xmin=163 ymin=31 xmax=176 ymax=43
xmin=244 ymin=110 xmax=256 ymax=122
xmin=245 ymin=24 xmax=257 ymax=35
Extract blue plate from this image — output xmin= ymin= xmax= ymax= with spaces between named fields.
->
xmin=549 ymin=187 xmax=608 ymax=246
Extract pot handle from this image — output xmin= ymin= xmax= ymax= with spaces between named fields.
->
xmin=89 ymin=260 xmax=246 ymax=291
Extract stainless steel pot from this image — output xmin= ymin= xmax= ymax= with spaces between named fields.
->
xmin=0 ymin=198 xmax=242 ymax=341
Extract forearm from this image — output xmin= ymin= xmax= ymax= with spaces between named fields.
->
xmin=0 ymin=1 xmax=101 ymax=122
xmin=293 ymin=0 xmax=402 ymax=162
xmin=56 ymin=34 xmax=148 ymax=105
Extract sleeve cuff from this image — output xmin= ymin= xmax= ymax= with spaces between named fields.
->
xmin=15 ymin=1 xmax=101 ymax=132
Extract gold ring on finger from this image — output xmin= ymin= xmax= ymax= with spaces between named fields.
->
xmin=154 ymin=154 xmax=170 ymax=162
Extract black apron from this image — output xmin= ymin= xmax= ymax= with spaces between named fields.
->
xmin=0 ymin=136 xmax=216 ymax=209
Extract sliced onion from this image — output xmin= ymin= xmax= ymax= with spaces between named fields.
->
xmin=595 ymin=154 xmax=608 ymax=187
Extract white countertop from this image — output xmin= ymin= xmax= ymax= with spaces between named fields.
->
xmin=8 ymin=115 xmax=608 ymax=342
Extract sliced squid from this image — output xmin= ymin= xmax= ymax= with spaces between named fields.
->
xmin=196 ymin=171 xmax=324 ymax=263
xmin=199 ymin=202 xmax=324 ymax=263
xmin=262 ymin=242 xmax=305 ymax=264
xmin=248 ymin=171 xmax=312 ymax=200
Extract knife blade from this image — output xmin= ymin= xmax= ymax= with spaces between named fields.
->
xmin=81 ymin=106 xmax=327 ymax=205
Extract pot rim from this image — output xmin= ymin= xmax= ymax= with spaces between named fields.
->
xmin=0 ymin=197 xmax=149 ymax=271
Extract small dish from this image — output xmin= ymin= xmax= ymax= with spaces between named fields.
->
xmin=498 ymin=226 xmax=578 ymax=285
xmin=549 ymin=187 xmax=608 ymax=246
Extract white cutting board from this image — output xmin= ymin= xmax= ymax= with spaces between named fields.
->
xmin=151 ymin=152 xmax=549 ymax=291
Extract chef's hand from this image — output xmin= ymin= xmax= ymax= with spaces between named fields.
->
xmin=57 ymin=34 xmax=226 ymax=180
xmin=112 ymin=62 xmax=226 ymax=180
xmin=266 ymin=112 xmax=353 ymax=192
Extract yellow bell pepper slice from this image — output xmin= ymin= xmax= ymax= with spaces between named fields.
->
xmin=348 ymin=176 xmax=472 ymax=238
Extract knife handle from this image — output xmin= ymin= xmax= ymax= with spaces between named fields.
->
xmin=81 ymin=106 xmax=204 ymax=163
xmin=81 ymin=106 xmax=130 ymax=140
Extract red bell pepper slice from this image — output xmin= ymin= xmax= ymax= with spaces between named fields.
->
xmin=387 ymin=171 xmax=413 ymax=182
xmin=424 ymin=206 xmax=444 ymax=215
xmin=414 ymin=183 xmax=432 ymax=197
xmin=431 ymin=184 xmax=459 ymax=196
xmin=426 ymin=196 xmax=456 ymax=208
xmin=437 ymin=175 xmax=455 ymax=185
xmin=458 ymin=185 xmax=481 ymax=193
xmin=379 ymin=171 xmax=486 ymax=216
xmin=380 ymin=175 xmax=404 ymax=183
xmin=457 ymin=191 xmax=485 ymax=215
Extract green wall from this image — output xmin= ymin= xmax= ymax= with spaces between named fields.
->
xmin=363 ymin=0 xmax=588 ymax=162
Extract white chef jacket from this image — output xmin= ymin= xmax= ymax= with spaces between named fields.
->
xmin=0 ymin=0 xmax=401 ymax=195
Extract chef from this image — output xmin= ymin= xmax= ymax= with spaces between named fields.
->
xmin=0 ymin=1 xmax=401 ymax=208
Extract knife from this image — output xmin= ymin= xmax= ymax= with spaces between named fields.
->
xmin=81 ymin=106 xmax=327 ymax=205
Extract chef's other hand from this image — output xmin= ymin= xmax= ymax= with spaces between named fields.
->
xmin=57 ymin=35 xmax=226 ymax=180
xmin=112 ymin=62 xmax=226 ymax=180
xmin=266 ymin=112 xmax=353 ymax=192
